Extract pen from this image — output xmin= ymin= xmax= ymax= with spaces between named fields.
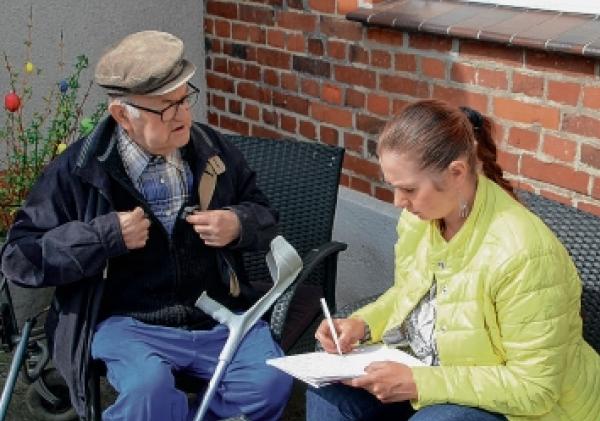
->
xmin=320 ymin=297 xmax=342 ymax=356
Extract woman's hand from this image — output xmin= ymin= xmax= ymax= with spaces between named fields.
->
xmin=315 ymin=317 xmax=366 ymax=354
xmin=344 ymin=362 xmax=418 ymax=403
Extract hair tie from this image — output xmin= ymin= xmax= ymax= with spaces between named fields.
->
xmin=460 ymin=106 xmax=483 ymax=131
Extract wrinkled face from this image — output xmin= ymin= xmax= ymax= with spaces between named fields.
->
xmin=121 ymin=84 xmax=193 ymax=156
xmin=379 ymin=150 xmax=461 ymax=220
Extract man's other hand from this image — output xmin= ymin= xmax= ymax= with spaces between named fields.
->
xmin=118 ymin=207 xmax=150 ymax=249
xmin=186 ymin=209 xmax=241 ymax=247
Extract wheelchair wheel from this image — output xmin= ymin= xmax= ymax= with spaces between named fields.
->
xmin=25 ymin=368 xmax=77 ymax=421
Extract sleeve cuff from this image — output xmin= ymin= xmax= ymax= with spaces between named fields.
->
xmin=90 ymin=212 xmax=128 ymax=258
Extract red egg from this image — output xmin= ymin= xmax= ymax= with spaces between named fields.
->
xmin=4 ymin=92 xmax=21 ymax=112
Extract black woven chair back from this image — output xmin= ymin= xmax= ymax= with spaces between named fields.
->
xmin=518 ymin=191 xmax=600 ymax=353
xmin=226 ymin=135 xmax=344 ymax=290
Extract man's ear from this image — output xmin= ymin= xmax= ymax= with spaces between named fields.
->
xmin=108 ymin=101 xmax=133 ymax=131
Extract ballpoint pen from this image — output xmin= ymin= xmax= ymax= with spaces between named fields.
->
xmin=320 ymin=297 xmax=342 ymax=356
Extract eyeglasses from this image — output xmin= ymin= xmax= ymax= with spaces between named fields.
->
xmin=125 ymin=83 xmax=200 ymax=122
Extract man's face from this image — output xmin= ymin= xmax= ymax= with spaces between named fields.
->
xmin=122 ymin=84 xmax=193 ymax=156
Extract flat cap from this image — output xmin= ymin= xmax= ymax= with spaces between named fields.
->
xmin=95 ymin=30 xmax=196 ymax=96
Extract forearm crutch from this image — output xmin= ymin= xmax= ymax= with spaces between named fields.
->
xmin=193 ymin=235 xmax=302 ymax=421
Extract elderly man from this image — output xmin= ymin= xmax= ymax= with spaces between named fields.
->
xmin=0 ymin=30 xmax=292 ymax=420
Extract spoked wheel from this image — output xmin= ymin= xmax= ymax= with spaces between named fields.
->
xmin=25 ymin=368 xmax=77 ymax=421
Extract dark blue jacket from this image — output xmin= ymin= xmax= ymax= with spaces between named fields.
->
xmin=0 ymin=116 xmax=278 ymax=418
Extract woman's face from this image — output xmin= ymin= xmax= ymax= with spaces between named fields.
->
xmin=379 ymin=150 xmax=461 ymax=221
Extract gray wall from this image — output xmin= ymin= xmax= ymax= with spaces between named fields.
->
xmin=333 ymin=187 xmax=401 ymax=309
xmin=0 ymin=1 xmax=206 ymax=129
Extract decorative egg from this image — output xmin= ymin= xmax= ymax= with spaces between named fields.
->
xmin=59 ymin=80 xmax=69 ymax=93
xmin=25 ymin=61 xmax=35 ymax=73
xmin=4 ymin=92 xmax=21 ymax=112
xmin=56 ymin=143 xmax=68 ymax=154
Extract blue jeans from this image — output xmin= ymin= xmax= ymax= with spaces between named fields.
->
xmin=92 ymin=316 xmax=292 ymax=421
xmin=306 ymin=383 xmax=507 ymax=421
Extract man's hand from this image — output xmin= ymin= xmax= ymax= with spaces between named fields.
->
xmin=344 ymin=362 xmax=418 ymax=403
xmin=315 ymin=317 xmax=366 ymax=354
xmin=118 ymin=207 xmax=150 ymax=249
xmin=186 ymin=209 xmax=241 ymax=247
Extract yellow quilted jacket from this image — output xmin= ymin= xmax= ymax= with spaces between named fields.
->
xmin=353 ymin=175 xmax=600 ymax=420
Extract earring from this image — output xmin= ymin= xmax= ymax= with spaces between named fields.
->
xmin=459 ymin=196 xmax=469 ymax=219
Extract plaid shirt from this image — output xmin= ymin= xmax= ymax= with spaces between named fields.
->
xmin=116 ymin=127 xmax=192 ymax=235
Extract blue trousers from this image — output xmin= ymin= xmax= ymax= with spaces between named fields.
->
xmin=306 ymin=383 xmax=507 ymax=421
xmin=91 ymin=316 xmax=293 ymax=421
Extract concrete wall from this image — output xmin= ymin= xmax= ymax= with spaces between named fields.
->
xmin=1 ymin=0 xmax=206 ymax=134
xmin=333 ymin=186 xmax=400 ymax=309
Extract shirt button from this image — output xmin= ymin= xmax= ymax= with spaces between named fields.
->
xmin=441 ymin=286 xmax=448 ymax=295
xmin=165 ymin=210 xmax=171 ymax=216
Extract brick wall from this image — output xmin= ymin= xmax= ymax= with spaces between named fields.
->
xmin=204 ymin=0 xmax=600 ymax=216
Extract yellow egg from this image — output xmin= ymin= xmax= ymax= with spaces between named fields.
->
xmin=25 ymin=62 xmax=35 ymax=73
xmin=56 ymin=143 xmax=67 ymax=154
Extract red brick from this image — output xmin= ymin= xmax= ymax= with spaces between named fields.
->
xmin=335 ymin=65 xmax=376 ymax=89
xmin=240 ymin=4 xmax=275 ymax=25
xmin=214 ymin=19 xmax=231 ymax=37
xmin=252 ymin=125 xmax=281 ymax=139
xmin=508 ymin=127 xmax=539 ymax=152
xmin=395 ymin=53 xmax=417 ymax=72
xmin=380 ymin=75 xmax=428 ymax=97
xmin=392 ymin=99 xmax=410 ymax=115
xmin=228 ymin=99 xmax=242 ymax=115
xmin=521 ymin=155 xmax=589 ymax=194
xmin=299 ymin=120 xmax=316 ymax=139
xmin=286 ymin=34 xmax=305 ymax=52
xmin=301 ymin=78 xmax=320 ymax=97
xmin=345 ymin=88 xmax=365 ymax=108
xmin=321 ymin=84 xmax=343 ymax=105
xmin=375 ymin=186 xmax=394 ymax=203
xmin=582 ymin=144 xmax=600 ymax=170
xmin=281 ymin=114 xmax=297 ymax=133
xmin=213 ymin=57 xmax=228 ymax=74
xmin=337 ymin=0 xmax=358 ymax=14
xmin=237 ymin=82 xmax=271 ymax=103
xmin=367 ymin=93 xmax=390 ymax=116
xmin=497 ymin=150 xmax=519 ymax=174
xmin=583 ymin=86 xmax=600 ymax=110
xmin=366 ymin=28 xmax=404 ymax=46
xmin=281 ymin=73 xmax=298 ymax=91
xmin=267 ymin=29 xmax=285 ymax=48
xmin=263 ymin=69 xmax=279 ymax=86
xmin=593 ymin=178 xmax=600 ymax=200
xmin=320 ymin=16 xmax=363 ymax=41
xmin=525 ymin=50 xmax=595 ymax=77
xmin=478 ymin=68 xmax=507 ymax=90
xmin=257 ymin=48 xmax=291 ymax=69
xmin=204 ymin=18 xmax=214 ymax=35
xmin=229 ymin=61 xmax=245 ymax=78
xmin=349 ymin=176 xmax=371 ymax=194
xmin=512 ymin=72 xmax=544 ymax=97
xmin=207 ymin=111 xmax=219 ymax=126
xmin=231 ymin=23 xmax=248 ymax=40
xmin=356 ymin=113 xmax=386 ymax=134
xmin=320 ymin=125 xmax=339 ymax=146
xmin=308 ymin=38 xmax=325 ymax=56
xmin=409 ymin=33 xmax=452 ymax=52
xmin=349 ymin=45 xmax=369 ymax=64
xmin=309 ymin=0 xmax=335 ymax=13
xmin=578 ymin=201 xmax=600 ymax=217
xmin=344 ymin=132 xmax=364 ymax=154
xmin=540 ymin=190 xmax=571 ymax=206
xmin=562 ymin=114 xmax=600 ymax=139
xmin=344 ymin=154 xmax=381 ymax=179
xmin=311 ymin=103 xmax=353 ymax=127
xmin=244 ymin=104 xmax=260 ymax=121
xmin=542 ymin=134 xmax=576 ymax=163
xmin=547 ymin=80 xmax=580 ymax=106
xmin=493 ymin=98 xmax=559 ymax=129
xmin=262 ymin=109 xmax=278 ymax=125
xmin=272 ymin=92 xmax=309 ymax=114
xmin=277 ymin=11 xmax=317 ymax=32
xmin=370 ymin=50 xmax=391 ymax=69
xmin=244 ymin=64 xmax=261 ymax=81
xmin=293 ymin=56 xmax=331 ymax=77
xmin=460 ymin=40 xmax=522 ymax=65
xmin=288 ymin=0 xmax=304 ymax=9
xmin=421 ymin=57 xmax=445 ymax=80
xmin=206 ymin=1 xmax=238 ymax=19
xmin=206 ymin=73 xmax=234 ymax=93
xmin=451 ymin=63 xmax=476 ymax=85
xmin=327 ymin=40 xmax=347 ymax=60
xmin=247 ymin=26 xmax=267 ymax=44
xmin=340 ymin=173 xmax=350 ymax=187
xmin=221 ymin=115 xmax=250 ymax=135
xmin=432 ymin=85 xmax=488 ymax=112
xmin=212 ymin=94 xmax=226 ymax=111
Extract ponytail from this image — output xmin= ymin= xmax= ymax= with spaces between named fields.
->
xmin=461 ymin=107 xmax=516 ymax=199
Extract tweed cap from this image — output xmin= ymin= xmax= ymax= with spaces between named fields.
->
xmin=95 ymin=30 xmax=196 ymax=96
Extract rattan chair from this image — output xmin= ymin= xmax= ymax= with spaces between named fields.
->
xmin=333 ymin=190 xmax=600 ymax=354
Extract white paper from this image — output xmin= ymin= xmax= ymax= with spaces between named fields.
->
xmin=267 ymin=344 xmax=425 ymax=388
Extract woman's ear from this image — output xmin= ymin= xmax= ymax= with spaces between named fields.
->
xmin=447 ymin=159 xmax=469 ymax=184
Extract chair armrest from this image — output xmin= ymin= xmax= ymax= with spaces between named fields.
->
xmin=269 ymin=241 xmax=347 ymax=343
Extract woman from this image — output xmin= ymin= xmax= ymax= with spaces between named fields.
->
xmin=308 ymin=99 xmax=600 ymax=420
